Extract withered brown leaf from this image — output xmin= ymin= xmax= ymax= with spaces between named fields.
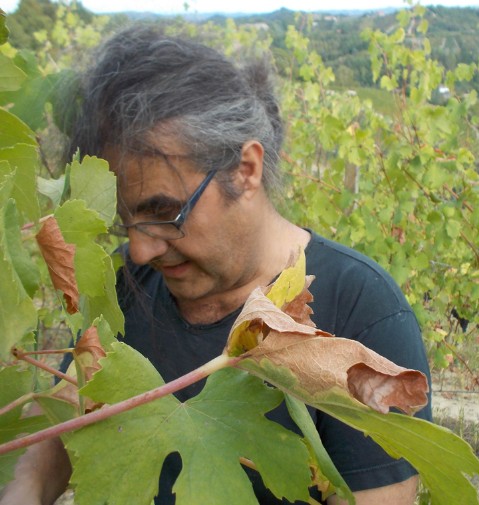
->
xmin=47 ymin=326 xmax=107 ymax=414
xmin=227 ymin=287 xmax=428 ymax=415
xmin=74 ymin=325 xmax=107 ymax=385
xmin=36 ymin=216 xmax=79 ymax=314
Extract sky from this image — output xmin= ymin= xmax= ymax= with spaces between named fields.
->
xmin=2 ymin=0 xmax=479 ymax=15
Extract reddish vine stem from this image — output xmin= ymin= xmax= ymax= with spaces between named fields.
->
xmin=21 ymin=214 xmax=54 ymax=232
xmin=20 ymin=349 xmax=74 ymax=356
xmin=12 ymin=349 xmax=78 ymax=386
xmin=0 ymin=354 xmax=240 ymax=456
xmin=0 ymin=393 xmax=35 ymax=417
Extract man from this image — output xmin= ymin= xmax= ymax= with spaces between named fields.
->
xmin=0 ymin=25 xmax=431 ymax=505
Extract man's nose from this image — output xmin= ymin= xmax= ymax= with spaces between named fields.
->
xmin=127 ymin=230 xmax=170 ymax=265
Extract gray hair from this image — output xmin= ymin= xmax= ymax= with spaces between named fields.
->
xmin=67 ymin=24 xmax=284 ymax=197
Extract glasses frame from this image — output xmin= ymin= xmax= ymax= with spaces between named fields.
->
xmin=115 ymin=169 xmax=217 ymax=240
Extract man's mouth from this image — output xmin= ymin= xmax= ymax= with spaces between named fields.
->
xmin=156 ymin=261 xmax=191 ymax=278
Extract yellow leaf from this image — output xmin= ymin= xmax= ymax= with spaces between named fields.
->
xmin=266 ymin=248 xmax=306 ymax=308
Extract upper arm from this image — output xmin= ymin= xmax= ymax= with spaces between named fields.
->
xmin=327 ymin=475 xmax=419 ymax=505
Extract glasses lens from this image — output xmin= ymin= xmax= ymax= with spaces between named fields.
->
xmin=137 ymin=222 xmax=185 ymax=240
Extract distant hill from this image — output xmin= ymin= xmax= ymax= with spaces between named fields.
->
xmin=6 ymin=1 xmax=479 ymax=92
xmin=207 ymin=5 xmax=479 ymax=91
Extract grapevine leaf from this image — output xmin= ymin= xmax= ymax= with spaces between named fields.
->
xmin=55 ymin=199 xmax=107 ymax=243
xmin=316 ymin=391 xmax=479 ymax=505
xmin=0 ymin=205 xmax=37 ymax=360
xmin=37 ymin=174 xmax=66 ymax=207
xmin=36 ymin=215 xmax=79 ymax=314
xmin=0 ymin=53 xmax=26 ymax=92
xmin=0 ymin=10 xmax=8 ymax=45
xmin=55 ymin=200 xmax=108 ymax=297
xmin=0 ymin=366 xmax=48 ymax=486
xmin=226 ymin=253 xmax=479 ymax=504
xmin=3 ymin=199 xmax=40 ymax=297
xmin=266 ymin=249 xmax=307 ymax=308
xmin=78 ymin=255 xmax=125 ymax=336
xmin=284 ymin=395 xmax=354 ymax=504
xmin=227 ymin=285 xmax=319 ymax=356
xmin=0 ymin=416 xmax=50 ymax=487
xmin=0 ymin=144 xmax=40 ymax=222
xmin=0 ymin=164 xmax=14 ymax=204
xmin=0 ymin=109 xmax=36 ymax=149
xmin=238 ymin=324 xmax=428 ymax=415
xmin=0 ymin=366 xmax=33 ymax=426
xmin=241 ymin=359 xmax=479 ymax=504
xmin=0 ymin=73 xmax=61 ymax=130
xmin=53 ymin=199 xmax=124 ymax=334
xmin=68 ymin=343 xmax=312 ymax=505
xmin=70 ymin=156 xmax=117 ymax=226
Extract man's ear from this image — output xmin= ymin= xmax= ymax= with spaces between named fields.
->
xmin=236 ymin=140 xmax=264 ymax=196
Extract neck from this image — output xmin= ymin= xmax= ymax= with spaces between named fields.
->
xmin=176 ymin=213 xmax=310 ymax=325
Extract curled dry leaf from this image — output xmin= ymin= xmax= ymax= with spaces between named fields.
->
xmin=246 ymin=330 xmax=428 ymax=415
xmin=273 ymin=275 xmax=316 ymax=327
xmin=226 ymin=277 xmax=428 ymax=415
xmin=226 ymin=286 xmax=321 ymax=356
xmin=48 ymin=326 xmax=107 ymax=413
xmin=74 ymin=326 xmax=107 ymax=385
xmin=36 ymin=216 xmax=79 ymax=314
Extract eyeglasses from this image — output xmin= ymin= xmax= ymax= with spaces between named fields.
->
xmin=111 ymin=169 xmax=217 ymax=240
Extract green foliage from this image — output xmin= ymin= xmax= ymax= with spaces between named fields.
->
xmin=0 ymin=367 xmax=49 ymax=486
xmin=71 ymin=346 xmax=311 ymax=505
xmin=279 ymin=6 xmax=479 ymax=367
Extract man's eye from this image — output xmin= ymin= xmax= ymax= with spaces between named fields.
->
xmin=148 ymin=204 xmax=182 ymax=221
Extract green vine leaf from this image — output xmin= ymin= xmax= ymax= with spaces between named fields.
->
xmin=4 ymin=199 xmax=40 ymax=297
xmin=37 ymin=174 xmax=67 ymax=207
xmin=0 ymin=200 xmax=37 ymax=360
xmin=0 ymin=10 xmax=8 ymax=46
xmin=0 ymin=109 xmax=37 ymax=149
xmin=0 ymin=143 xmax=40 ymax=222
xmin=68 ymin=343 xmax=312 ymax=505
xmin=70 ymin=156 xmax=117 ymax=227
xmin=317 ymin=392 xmax=479 ymax=505
xmin=0 ymin=366 xmax=49 ymax=486
xmin=0 ymin=53 xmax=26 ymax=93
xmin=285 ymin=395 xmax=354 ymax=504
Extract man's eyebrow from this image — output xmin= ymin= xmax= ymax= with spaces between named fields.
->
xmin=131 ymin=194 xmax=184 ymax=215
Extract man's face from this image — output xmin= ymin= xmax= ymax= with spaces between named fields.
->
xmin=111 ymin=147 xmax=261 ymax=306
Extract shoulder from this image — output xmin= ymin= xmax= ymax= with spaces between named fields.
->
xmin=306 ymin=232 xmax=408 ymax=303
xmin=304 ymin=231 xmax=417 ymax=339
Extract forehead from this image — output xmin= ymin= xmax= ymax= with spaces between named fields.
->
xmin=105 ymin=146 xmax=199 ymax=208
xmin=105 ymin=131 xmax=192 ymax=181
